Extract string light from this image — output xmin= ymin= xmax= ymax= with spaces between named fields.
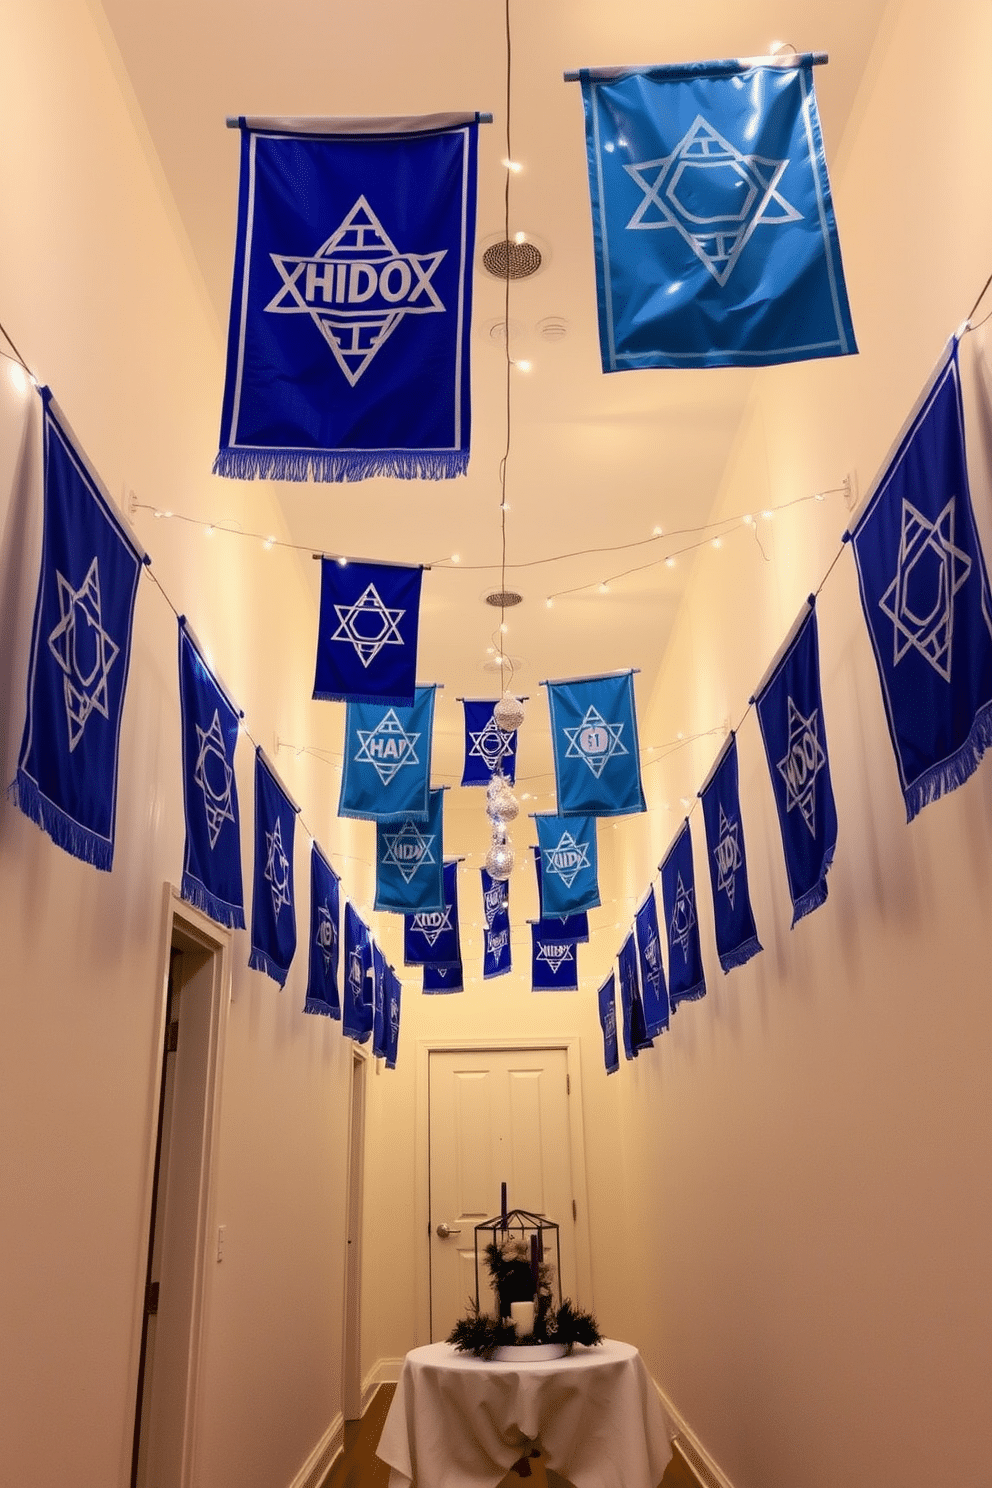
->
xmin=501 ymin=158 xmax=523 ymax=172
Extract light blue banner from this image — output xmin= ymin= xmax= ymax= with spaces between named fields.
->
xmin=546 ymin=670 xmax=645 ymax=818
xmin=339 ymin=684 xmax=435 ymax=821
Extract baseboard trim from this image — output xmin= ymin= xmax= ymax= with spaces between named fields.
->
xmin=360 ymin=1356 xmax=404 ymax=1414
xmin=288 ymin=1410 xmax=345 ymax=1488
xmin=652 ymin=1382 xmax=736 ymax=1488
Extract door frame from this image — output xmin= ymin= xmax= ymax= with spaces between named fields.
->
xmin=342 ymin=1045 xmax=369 ymax=1420
xmin=414 ymin=1037 xmax=593 ymax=1346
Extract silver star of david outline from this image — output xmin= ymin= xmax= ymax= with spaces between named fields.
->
xmin=469 ymin=715 xmax=515 ymax=772
xmin=878 ymin=497 xmax=973 ymax=682
xmin=332 ymin=584 xmax=405 ymax=669
xmin=545 ymin=830 xmax=592 ymax=890
xmin=488 ymin=928 xmax=509 ymax=963
xmin=46 ymin=557 xmax=121 ymax=753
xmin=563 ymin=705 xmax=628 ymax=780
xmin=714 ymin=804 xmax=743 ymax=908
xmin=264 ymin=817 xmax=292 ymax=917
xmin=411 ymin=906 xmax=452 ymax=947
xmin=624 ymin=114 xmax=802 ymax=287
xmin=264 ymin=196 xmax=447 ymax=386
xmin=776 ymin=698 xmax=826 ymax=837
xmin=669 ymin=872 xmax=697 ymax=960
xmin=315 ymin=902 xmax=336 ymax=972
xmin=381 ymin=821 xmax=436 ymax=885
xmin=193 ymin=709 xmax=236 ymax=849
xmin=354 ymin=709 xmax=420 ymax=786
xmin=537 ymin=942 xmax=575 ymax=975
xmin=348 ymin=947 xmax=364 ymax=1000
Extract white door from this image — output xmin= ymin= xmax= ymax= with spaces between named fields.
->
xmin=428 ymin=1048 xmax=576 ymax=1341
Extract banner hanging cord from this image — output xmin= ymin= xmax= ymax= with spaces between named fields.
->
xmin=497 ymin=0 xmax=513 ymax=681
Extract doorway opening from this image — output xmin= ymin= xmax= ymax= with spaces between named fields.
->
xmin=343 ymin=1048 xmax=368 ymax=1420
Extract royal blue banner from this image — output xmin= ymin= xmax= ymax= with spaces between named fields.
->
xmin=339 ymin=685 xmax=435 ymax=821
xmin=343 ymin=902 xmax=373 ymax=1043
xmin=534 ymin=813 xmax=600 ymax=916
xmin=404 ymin=860 xmax=461 ymax=966
xmin=314 ymin=558 xmax=422 ymax=705
xmin=755 ymin=603 xmax=838 ymax=924
xmin=634 ymin=889 xmax=670 ymax=1037
xmin=579 ymin=59 xmax=856 ymax=371
xmin=378 ymin=961 xmax=402 ymax=1067
xmin=660 ymin=820 xmax=706 ymax=1009
xmin=304 ymin=843 xmax=341 ymax=1017
xmin=374 ymin=787 xmax=445 ymax=913
xmin=532 ymin=847 xmax=589 ymax=942
xmin=546 ymin=671 xmax=645 ymax=817
xmin=849 ymin=343 xmax=992 ymax=821
xmin=699 ymin=735 xmax=763 ymax=972
xmin=618 ymin=931 xmax=652 ymax=1059
xmin=178 ymin=622 xmax=246 ymax=929
xmin=481 ymin=867 xmax=511 ymax=980
xmin=249 ymin=750 xmax=299 ymax=987
xmin=371 ymin=940 xmax=387 ymax=1057
xmin=598 ymin=972 xmax=620 ymax=1075
xmin=215 ymin=116 xmax=479 ymax=482
xmin=460 ymin=699 xmax=518 ymax=784
xmin=423 ymin=962 xmax=463 ymax=994
xmin=531 ymin=925 xmax=579 ymax=991
xmin=12 ymin=392 xmax=143 ymax=871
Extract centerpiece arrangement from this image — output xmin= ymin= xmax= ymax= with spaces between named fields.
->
xmin=448 ymin=1185 xmax=601 ymax=1360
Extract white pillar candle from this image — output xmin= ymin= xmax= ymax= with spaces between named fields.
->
xmin=510 ymin=1301 xmax=535 ymax=1337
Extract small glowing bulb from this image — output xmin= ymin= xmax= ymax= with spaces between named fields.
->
xmin=163 ymin=510 xmax=173 ymax=519
xmin=761 ymin=509 xmax=773 ymax=521
xmin=742 ymin=513 xmax=754 ymax=526
xmin=712 ymin=537 xmax=722 ymax=549
xmin=501 ymin=158 xmax=523 ymax=173
xmin=487 ymin=646 xmax=496 ymax=655
xmin=598 ymin=582 xmax=609 ymax=594
xmin=450 ymin=553 xmax=461 ymax=564
xmin=814 ymin=491 xmax=825 ymax=502
xmin=205 ymin=525 xmax=214 ymax=537
xmin=680 ymin=796 xmax=691 ymax=808
xmin=652 ymin=524 xmax=663 ymax=536
xmin=665 ymin=556 xmax=676 ymax=568
xmin=515 ymin=359 xmax=532 ymax=372
xmin=499 ymin=622 xmax=508 ymax=634
xmin=500 ymin=501 xmax=510 ymax=512
xmin=7 ymin=362 xmax=27 ymax=394
xmin=677 ymin=731 xmax=684 ymax=740
xmin=514 ymin=231 xmax=526 ymax=244
xmin=263 ymin=536 xmax=275 ymax=550
xmin=336 ymin=555 xmax=348 ymax=566
xmin=545 ymin=598 xmax=553 ymax=609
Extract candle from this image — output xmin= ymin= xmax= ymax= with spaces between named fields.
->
xmin=530 ymin=1232 xmax=539 ymax=1290
xmin=537 ymin=1228 xmax=544 ymax=1262
xmin=500 ymin=1182 xmax=507 ymax=1227
xmin=510 ymin=1300 xmax=535 ymax=1337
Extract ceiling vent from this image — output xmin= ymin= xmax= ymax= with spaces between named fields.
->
xmin=485 ymin=589 xmax=523 ymax=608
xmin=482 ymin=240 xmax=543 ymax=280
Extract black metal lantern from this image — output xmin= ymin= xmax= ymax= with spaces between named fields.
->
xmin=474 ymin=1206 xmax=562 ymax=1320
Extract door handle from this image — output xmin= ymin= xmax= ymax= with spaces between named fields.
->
xmin=436 ymin=1222 xmax=462 ymax=1239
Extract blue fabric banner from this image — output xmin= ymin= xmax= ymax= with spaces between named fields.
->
xmin=546 ymin=671 xmax=645 ymax=817
xmin=597 ymin=972 xmax=620 ymax=1075
xmin=618 ymin=931 xmax=652 ymax=1059
xmin=481 ymin=868 xmax=511 ymax=980
xmin=404 ymin=860 xmax=461 ymax=966
xmin=313 ymin=558 xmax=422 ymax=705
xmin=848 ymin=343 xmax=992 ymax=821
xmin=660 ymin=820 xmax=706 ymax=1009
xmin=215 ymin=117 xmax=479 ymax=482
xmin=374 ymin=787 xmax=445 ymax=913
xmin=579 ymin=59 xmax=856 ymax=371
xmin=343 ymin=902 xmax=373 ymax=1043
xmin=460 ymin=700 xmax=518 ymax=784
xmin=534 ymin=813 xmax=600 ymax=916
xmin=304 ymin=843 xmax=341 ymax=1017
xmin=249 ymin=750 xmax=299 ymax=987
xmin=423 ymin=962 xmax=463 ymax=994
xmin=177 ymin=622 xmax=246 ymax=929
xmin=532 ymin=847 xmax=589 ymax=941
xmin=12 ymin=392 xmax=143 ymax=870
xmin=531 ymin=925 xmax=579 ymax=991
xmin=699 ymin=735 xmax=763 ymax=972
xmin=634 ymin=889 xmax=670 ymax=1037
xmin=378 ymin=961 xmax=402 ymax=1067
xmin=339 ymin=685 xmax=435 ymax=821
xmin=371 ymin=941 xmax=387 ymax=1057
xmin=755 ymin=603 xmax=838 ymax=925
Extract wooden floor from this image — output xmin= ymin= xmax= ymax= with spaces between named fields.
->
xmin=320 ymin=1384 xmax=699 ymax=1488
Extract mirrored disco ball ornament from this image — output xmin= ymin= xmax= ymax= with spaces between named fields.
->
xmin=494 ymin=694 xmax=525 ymax=731
xmin=490 ymin=789 xmax=519 ymax=824
xmin=485 ymin=839 xmax=515 ymax=880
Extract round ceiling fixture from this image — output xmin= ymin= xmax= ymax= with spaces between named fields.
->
xmin=482 ymin=239 xmax=543 ymax=280
xmin=485 ymin=589 xmax=523 ymax=608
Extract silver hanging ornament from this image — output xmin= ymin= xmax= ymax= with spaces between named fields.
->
xmin=490 ymin=788 xmax=519 ymax=824
xmin=494 ymin=694 xmax=525 ymax=732
xmin=485 ymin=837 xmax=515 ymax=881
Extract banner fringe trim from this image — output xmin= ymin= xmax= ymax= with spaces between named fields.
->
xmin=313 ymin=690 xmax=417 ymax=706
xmin=213 ymin=448 xmax=468 ymax=483
xmin=303 ymin=998 xmax=341 ymax=1019
xmin=904 ymin=704 xmax=992 ymax=822
xmin=791 ymin=875 xmax=830 ymax=925
xmin=8 ymin=773 xmax=114 ymax=871
xmin=719 ymin=937 xmax=763 ymax=973
xmin=670 ymin=982 xmax=706 ymax=1008
xmin=180 ymin=874 xmax=246 ymax=930
xmin=249 ymin=948 xmax=290 ymax=986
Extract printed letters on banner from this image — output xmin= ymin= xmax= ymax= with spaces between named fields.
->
xmin=618 ymin=932 xmax=652 ymax=1059
xmin=634 ymin=889 xmax=670 ymax=1037
xmin=343 ymin=903 xmax=373 ymax=1043
xmin=481 ymin=868 xmax=511 ymax=980
xmin=534 ymin=813 xmax=601 ymax=916
xmin=546 ymin=670 xmax=645 ymax=817
xmin=460 ymin=699 xmax=518 ymax=785
xmin=598 ymin=972 xmax=620 ymax=1075
xmin=755 ymin=603 xmax=838 ymax=924
xmin=423 ymin=962 xmax=463 ymax=994
xmin=532 ymin=847 xmax=589 ymax=941
xmin=579 ymin=58 xmax=856 ymax=371
xmin=339 ymin=684 xmax=435 ymax=821
xmin=374 ymin=787 xmax=445 ymax=913
xmin=178 ymin=622 xmax=246 ymax=929
xmin=404 ymin=859 xmax=461 ymax=966
xmin=531 ymin=924 xmax=580 ymax=992
xmin=313 ymin=558 xmax=422 ymax=705
xmin=699 ymin=735 xmax=763 ymax=972
xmin=304 ymin=844 xmax=341 ymax=1017
xmin=249 ymin=750 xmax=299 ymax=987
xmin=215 ymin=117 xmax=478 ymax=482
xmin=12 ymin=391 xmax=143 ymax=871
xmin=660 ymin=820 xmax=706 ymax=1009
xmin=379 ymin=963 xmax=402 ymax=1067
xmin=849 ymin=342 xmax=992 ymax=821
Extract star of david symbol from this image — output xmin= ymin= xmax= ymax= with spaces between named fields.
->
xmin=776 ymin=698 xmax=826 ymax=837
xmin=265 ymin=817 xmax=292 ymax=917
xmin=354 ymin=709 xmax=420 ymax=786
xmin=265 ymin=195 xmax=447 ymax=386
xmin=332 ymin=584 xmax=405 ymax=668
xmin=469 ymin=715 xmax=515 ymax=773
xmin=624 ymin=115 xmax=802 ymax=287
xmin=544 ymin=830 xmax=592 ymax=889
xmin=537 ymin=942 xmax=574 ymax=975
xmin=878 ymin=497 xmax=973 ymax=682
xmin=46 ymin=557 xmax=120 ymax=752
xmin=348 ymin=947 xmax=364 ymax=998
xmin=193 ymin=709 xmax=236 ymax=849
xmin=315 ymin=902 xmax=336 ymax=972
xmin=411 ymin=906 xmax=452 ymax=947
xmin=713 ymin=805 xmax=742 ymax=908
xmin=563 ymin=705 xmax=627 ymax=779
xmin=382 ymin=820 xmax=436 ymax=884
xmin=669 ymin=873 xmax=697 ymax=960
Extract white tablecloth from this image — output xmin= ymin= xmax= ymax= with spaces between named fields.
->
xmin=375 ymin=1339 xmax=672 ymax=1488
